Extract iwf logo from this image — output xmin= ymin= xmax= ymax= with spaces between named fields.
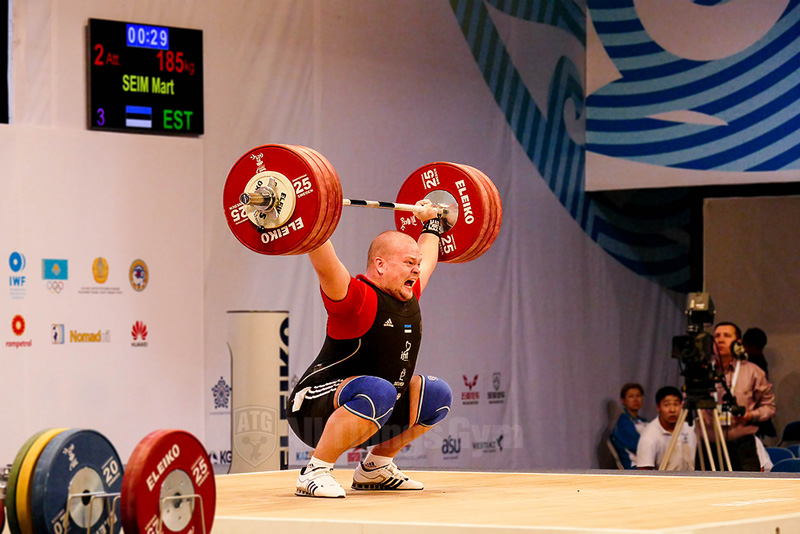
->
xmin=9 ymin=252 xmax=27 ymax=299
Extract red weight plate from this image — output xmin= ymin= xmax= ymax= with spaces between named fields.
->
xmin=454 ymin=165 xmax=501 ymax=263
xmin=287 ymin=146 xmax=341 ymax=254
xmin=465 ymin=165 xmax=502 ymax=261
xmin=300 ymin=147 xmax=342 ymax=253
xmin=121 ymin=430 xmax=216 ymax=534
xmin=446 ymin=165 xmax=494 ymax=263
xmin=277 ymin=145 xmax=330 ymax=255
xmin=395 ymin=163 xmax=491 ymax=263
xmin=1 ymin=498 xmax=5 ymax=533
xmin=223 ymin=145 xmax=325 ymax=255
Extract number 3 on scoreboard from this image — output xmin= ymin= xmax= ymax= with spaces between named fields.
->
xmin=96 ymin=108 xmax=106 ymax=126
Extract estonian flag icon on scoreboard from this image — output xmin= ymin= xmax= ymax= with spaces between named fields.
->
xmin=125 ymin=105 xmax=153 ymax=128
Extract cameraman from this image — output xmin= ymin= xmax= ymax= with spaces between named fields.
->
xmin=705 ymin=322 xmax=776 ymax=471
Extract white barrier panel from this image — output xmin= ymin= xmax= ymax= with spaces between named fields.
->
xmin=228 ymin=311 xmax=289 ymax=473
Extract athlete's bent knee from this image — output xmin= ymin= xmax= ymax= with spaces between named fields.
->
xmin=416 ymin=375 xmax=452 ymax=427
xmin=337 ymin=376 xmax=397 ymax=428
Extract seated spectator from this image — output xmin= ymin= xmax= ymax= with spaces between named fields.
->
xmin=742 ymin=327 xmax=777 ymax=440
xmin=637 ymin=386 xmax=697 ymax=471
xmin=610 ymin=383 xmax=648 ymax=469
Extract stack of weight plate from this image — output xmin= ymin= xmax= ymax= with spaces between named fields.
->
xmin=1 ymin=428 xmax=215 ymax=534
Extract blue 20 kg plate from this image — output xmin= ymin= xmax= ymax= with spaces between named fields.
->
xmin=30 ymin=429 xmax=124 ymax=534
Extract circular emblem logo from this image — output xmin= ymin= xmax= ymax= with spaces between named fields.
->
xmin=12 ymin=315 xmax=25 ymax=336
xmin=93 ymin=257 xmax=109 ymax=284
xmin=129 ymin=259 xmax=149 ymax=291
xmin=9 ymin=252 xmax=26 ymax=272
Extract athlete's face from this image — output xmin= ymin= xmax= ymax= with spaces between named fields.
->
xmin=382 ymin=241 xmax=422 ymax=302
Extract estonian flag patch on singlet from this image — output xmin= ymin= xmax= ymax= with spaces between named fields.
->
xmin=404 ymin=324 xmax=412 ymax=333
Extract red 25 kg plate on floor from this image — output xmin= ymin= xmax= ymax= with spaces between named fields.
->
xmin=121 ymin=430 xmax=216 ymax=534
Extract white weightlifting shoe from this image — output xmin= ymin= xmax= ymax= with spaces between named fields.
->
xmin=295 ymin=465 xmax=346 ymax=498
xmin=351 ymin=461 xmax=424 ymax=490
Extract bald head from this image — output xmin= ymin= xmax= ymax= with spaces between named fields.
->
xmin=365 ymin=231 xmax=422 ymax=301
xmin=367 ymin=231 xmax=417 ymax=269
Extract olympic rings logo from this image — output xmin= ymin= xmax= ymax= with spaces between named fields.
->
xmin=12 ymin=315 xmax=25 ymax=336
xmin=47 ymin=281 xmax=65 ymax=294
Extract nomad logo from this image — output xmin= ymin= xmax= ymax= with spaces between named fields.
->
xmin=461 ymin=374 xmax=479 ymax=404
xmin=472 ymin=434 xmax=504 ymax=454
xmin=212 ymin=376 xmax=232 ymax=410
xmin=52 ymin=324 xmax=65 ymax=344
xmin=7 ymin=315 xmax=32 ymax=349
xmin=131 ymin=321 xmax=149 ymax=347
xmin=9 ymin=252 xmax=27 ymax=299
xmin=442 ymin=435 xmax=461 ymax=459
xmin=129 ymin=259 xmax=149 ymax=291
xmin=70 ymin=329 xmax=111 ymax=343
xmin=488 ymin=372 xmax=506 ymax=405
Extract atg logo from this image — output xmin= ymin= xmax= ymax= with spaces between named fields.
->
xmin=9 ymin=252 xmax=27 ymax=299
xmin=461 ymin=374 xmax=479 ymax=404
xmin=131 ymin=321 xmax=148 ymax=347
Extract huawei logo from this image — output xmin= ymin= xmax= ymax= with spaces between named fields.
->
xmin=131 ymin=321 xmax=149 ymax=347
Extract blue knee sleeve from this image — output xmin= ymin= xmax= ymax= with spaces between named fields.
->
xmin=337 ymin=376 xmax=397 ymax=428
xmin=416 ymin=375 xmax=452 ymax=427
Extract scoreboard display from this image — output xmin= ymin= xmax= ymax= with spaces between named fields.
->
xmin=88 ymin=18 xmax=204 ymax=135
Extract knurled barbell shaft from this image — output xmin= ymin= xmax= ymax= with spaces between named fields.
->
xmin=343 ymin=198 xmax=447 ymax=218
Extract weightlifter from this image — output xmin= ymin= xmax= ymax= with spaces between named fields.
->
xmin=288 ymin=199 xmax=453 ymax=498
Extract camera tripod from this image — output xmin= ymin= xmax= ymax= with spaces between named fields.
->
xmin=660 ymin=395 xmax=732 ymax=471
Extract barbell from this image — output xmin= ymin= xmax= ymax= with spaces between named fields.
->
xmin=222 ymin=144 xmax=502 ymax=262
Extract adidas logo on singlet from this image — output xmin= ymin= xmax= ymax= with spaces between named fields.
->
xmin=383 ymin=318 xmax=394 ymax=327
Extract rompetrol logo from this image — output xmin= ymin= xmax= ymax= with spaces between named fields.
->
xmin=93 ymin=257 xmax=109 ymax=284
xmin=70 ymin=329 xmax=111 ymax=343
xmin=12 ymin=315 xmax=25 ymax=336
xmin=129 ymin=259 xmax=148 ymax=291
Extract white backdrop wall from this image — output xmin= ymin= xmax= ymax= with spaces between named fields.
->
xmin=2 ymin=0 xmax=685 ymax=471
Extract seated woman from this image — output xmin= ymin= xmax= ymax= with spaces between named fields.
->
xmin=610 ymin=383 xmax=648 ymax=469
